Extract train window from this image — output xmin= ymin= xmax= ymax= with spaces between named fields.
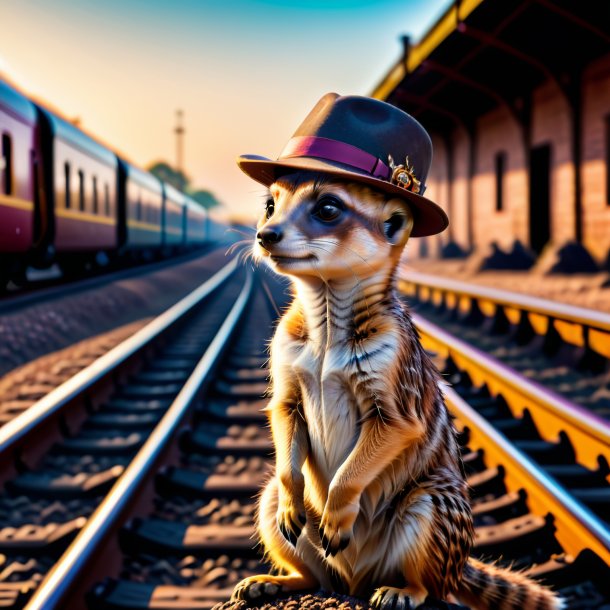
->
xmin=606 ymin=115 xmax=610 ymax=206
xmin=78 ymin=169 xmax=85 ymax=212
xmin=64 ymin=162 xmax=71 ymax=208
xmin=137 ymin=195 xmax=142 ymax=221
xmin=92 ymin=176 xmax=98 ymax=214
xmin=495 ymin=152 xmax=506 ymax=212
xmin=1 ymin=133 xmax=12 ymax=195
xmin=104 ymin=183 xmax=110 ymax=216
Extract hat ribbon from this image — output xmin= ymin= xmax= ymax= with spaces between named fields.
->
xmin=279 ymin=136 xmax=391 ymax=180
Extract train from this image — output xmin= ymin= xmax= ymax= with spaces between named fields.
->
xmin=0 ymin=77 xmax=225 ymax=287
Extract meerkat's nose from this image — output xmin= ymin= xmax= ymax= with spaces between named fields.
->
xmin=257 ymin=226 xmax=283 ymax=249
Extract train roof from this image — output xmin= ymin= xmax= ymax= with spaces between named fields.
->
xmin=163 ymin=182 xmax=186 ymax=206
xmin=40 ymin=107 xmax=117 ymax=167
xmin=184 ymin=196 xmax=207 ymax=216
xmin=123 ymin=161 xmax=163 ymax=194
xmin=0 ymin=78 xmax=37 ymax=124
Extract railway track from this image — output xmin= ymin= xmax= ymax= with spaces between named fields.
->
xmin=398 ymin=271 xmax=610 ymax=607
xmin=399 ymin=271 xmax=610 ymax=419
xmin=0 ymin=256 xmax=249 ymax=609
xmin=0 ymin=265 xmax=607 ymax=608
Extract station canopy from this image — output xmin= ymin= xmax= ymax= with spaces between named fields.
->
xmin=372 ymin=0 xmax=610 ymax=132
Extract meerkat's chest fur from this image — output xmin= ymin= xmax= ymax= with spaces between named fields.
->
xmin=292 ymin=340 xmax=358 ymax=477
xmin=284 ymin=280 xmax=400 ymax=482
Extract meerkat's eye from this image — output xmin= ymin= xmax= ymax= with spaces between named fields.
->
xmin=313 ymin=196 xmax=343 ymax=222
xmin=265 ymin=198 xmax=275 ymax=220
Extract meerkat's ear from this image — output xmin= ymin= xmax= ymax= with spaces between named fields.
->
xmin=382 ymin=198 xmax=414 ymax=247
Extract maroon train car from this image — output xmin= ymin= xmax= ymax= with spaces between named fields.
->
xmin=162 ymin=183 xmax=186 ymax=248
xmin=118 ymin=160 xmax=164 ymax=255
xmin=41 ymin=110 xmax=118 ymax=259
xmin=0 ymin=80 xmax=37 ymax=259
xmin=184 ymin=196 xmax=208 ymax=246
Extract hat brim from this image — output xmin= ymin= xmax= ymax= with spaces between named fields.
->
xmin=237 ymin=154 xmax=448 ymax=238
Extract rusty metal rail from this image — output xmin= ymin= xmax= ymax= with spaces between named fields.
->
xmin=413 ymin=313 xmax=610 ymax=478
xmin=399 ymin=270 xmax=610 ymax=360
xmin=0 ymin=257 xmax=239 ymax=468
xmin=444 ymin=384 xmax=610 ymax=565
xmin=399 ymin=270 xmax=610 ymax=574
xmin=25 ymin=271 xmax=254 ymax=610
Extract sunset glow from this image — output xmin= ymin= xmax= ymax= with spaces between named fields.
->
xmin=2 ymin=0 xmax=448 ymax=219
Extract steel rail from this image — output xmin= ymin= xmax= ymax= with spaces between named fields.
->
xmin=444 ymin=383 xmax=610 ymax=565
xmin=25 ymin=270 xmax=254 ymax=610
xmin=412 ymin=312 xmax=610 ymax=474
xmin=399 ymin=271 xmax=610 ymax=357
xmin=0 ymin=256 xmax=239 ymax=459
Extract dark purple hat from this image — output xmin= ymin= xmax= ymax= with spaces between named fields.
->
xmin=237 ymin=92 xmax=448 ymax=237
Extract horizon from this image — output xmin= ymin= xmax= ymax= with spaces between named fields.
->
xmin=2 ymin=0 xmax=450 ymax=219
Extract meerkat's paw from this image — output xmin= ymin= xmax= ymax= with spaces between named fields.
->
xmin=318 ymin=501 xmax=358 ymax=557
xmin=231 ymin=574 xmax=316 ymax=605
xmin=370 ymin=585 xmax=428 ymax=610
xmin=277 ymin=502 xmax=306 ymax=546
xmin=231 ymin=575 xmax=283 ymax=604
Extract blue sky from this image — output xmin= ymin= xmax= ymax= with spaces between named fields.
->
xmin=2 ymin=0 xmax=450 ymax=217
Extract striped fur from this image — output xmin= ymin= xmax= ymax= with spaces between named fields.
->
xmin=231 ymin=173 xmax=564 ymax=610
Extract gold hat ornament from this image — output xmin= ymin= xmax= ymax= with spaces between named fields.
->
xmin=388 ymin=155 xmax=421 ymax=194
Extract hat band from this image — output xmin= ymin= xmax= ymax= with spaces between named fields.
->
xmin=279 ymin=136 xmax=391 ymax=180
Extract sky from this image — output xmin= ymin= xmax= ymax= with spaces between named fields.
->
xmin=1 ymin=0 xmax=450 ymax=220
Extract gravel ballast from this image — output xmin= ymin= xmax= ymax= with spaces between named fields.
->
xmin=0 ymin=247 xmax=233 ymax=378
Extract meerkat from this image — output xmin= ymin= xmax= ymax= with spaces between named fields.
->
xmin=230 ymin=172 xmax=564 ymax=610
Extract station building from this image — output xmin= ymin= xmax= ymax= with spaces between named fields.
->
xmin=373 ymin=1 xmax=610 ymax=268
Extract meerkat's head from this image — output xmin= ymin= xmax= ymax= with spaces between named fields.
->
xmin=253 ymin=171 xmax=414 ymax=280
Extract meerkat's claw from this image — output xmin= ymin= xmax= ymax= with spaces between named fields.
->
xmin=370 ymin=586 xmax=428 ymax=610
xmin=277 ymin=507 xmax=306 ymax=545
xmin=318 ymin=524 xmax=351 ymax=557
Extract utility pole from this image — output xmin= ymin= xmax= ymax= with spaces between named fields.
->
xmin=175 ymin=109 xmax=185 ymax=174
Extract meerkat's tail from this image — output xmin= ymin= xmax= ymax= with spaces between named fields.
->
xmin=454 ymin=558 xmax=565 ymax=610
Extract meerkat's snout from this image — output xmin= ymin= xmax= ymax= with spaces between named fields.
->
xmin=257 ymin=225 xmax=283 ymax=251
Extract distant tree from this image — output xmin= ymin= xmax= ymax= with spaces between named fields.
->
xmin=147 ymin=161 xmax=189 ymax=192
xmin=147 ymin=160 xmax=221 ymax=209
xmin=189 ymin=189 xmax=221 ymax=210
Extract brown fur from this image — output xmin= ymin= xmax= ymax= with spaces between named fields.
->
xmin=231 ymin=173 xmax=564 ymax=610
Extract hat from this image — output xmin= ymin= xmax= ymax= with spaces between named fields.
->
xmin=237 ymin=93 xmax=448 ymax=237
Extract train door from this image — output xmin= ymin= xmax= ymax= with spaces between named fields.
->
xmin=529 ymin=144 xmax=551 ymax=255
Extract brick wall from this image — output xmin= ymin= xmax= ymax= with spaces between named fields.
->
xmin=473 ymin=106 xmax=528 ymax=251
xmin=531 ymin=80 xmax=575 ymax=245
xmin=423 ymin=106 xmax=528 ymax=258
xmin=416 ymin=54 xmax=610 ymax=262
xmin=582 ymin=54 xmax=610 ymax=261
xmin=450 ymin=126 xmax=471 ymax=250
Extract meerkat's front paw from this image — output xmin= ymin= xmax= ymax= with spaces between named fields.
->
xmin=277 ymin=501 xmax=306 ymax=546
xmin=318 ymin=498 xmax=359 ymax=557
xmin=277 ymin=473 xmax=306 ymax=545
xmin=370 ymin=585 xmax=429 ymax=610
xmin=231 ymin=575 xmax=283 ymax=604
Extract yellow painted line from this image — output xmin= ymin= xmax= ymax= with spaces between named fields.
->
xmin=407 ymin=0 xmax=485 ymax=72
xmin=370 ymin=0 xmax=485 ymax=100
xmin=371 ymin=63 xmax=406 ymax=101
xmin=0 ymin=194 xmax=34 ymax=211
xmin=56 ymin=208 xmax=116 ymax=226
xmin=446 ymin=386 xmax=610 ymax=565
xmin=127 ymin=220 xmax=161 ymax=233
